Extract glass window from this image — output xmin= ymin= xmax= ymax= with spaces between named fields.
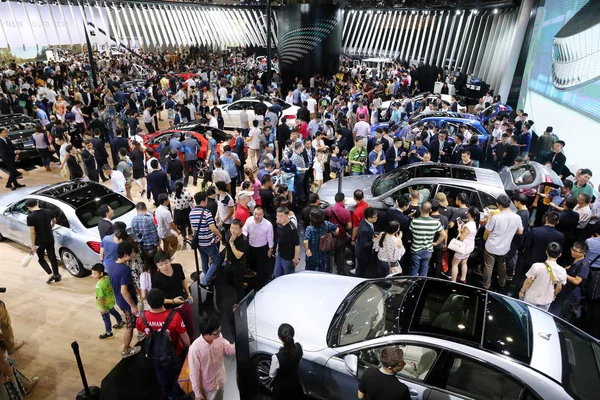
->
xmin=556 ymin=319 xmax=600 ymax=400
xmin=40 ymin=202 xmax=70 ymax=229
xmin=479 ymin=191 xmax=498 ymax=209
xmin=76 ymin=193 xmax=134 ymax=228
xmin=437 ymin=186 xmax=476 ymax=208
xmin=372 ymin=167 xmax=415 ymax=197
xmin=356 ymin=344 xmax=439 ymax=382
xmin=451 ymin=168 xmax=477 ymax=181
xmin=271 ymin=97 xmax=291 ymax=110
xmin=410 ymin=280 xmax=484 ymax=343
xmin=415 ymin=164 xmax=451 ymax=179
xmin=445 ymin=356 xmax=524 ymax=400
xmin=483 ymin=294 xmax=532 ymax=364
xmin=335 ymin=280 xmax=413 ymax=347
xmin=510 ymin=165 xmax=537 ymax=185
xmin=151 ymin=133 xmax=173 ymax=145
xmin=10 ymin=199 xmax=30 ymax=215
xmin=227 ymin=102 xmax=243 ymax=111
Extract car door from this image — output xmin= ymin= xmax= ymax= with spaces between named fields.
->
xmin=435 ymin=185 xmax=480 ymax=209
xmin=39 ymin=200 xmax=71 ymax=252
xmin=4 ymin=198 xmax=31 ymax=244
xmin=222 ymin=101 xmax=244 ymax=128
xmin=426 ymin=352 xmax=526 ymax=400
xmin=323 ymin=341 xmax=443 ymax=400
xmin=499 ymin=162 xmax=562 ymax=192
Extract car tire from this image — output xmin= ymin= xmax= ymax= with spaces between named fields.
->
xmin=196 ymin=159 xmax=209 ymax=180
xmin=253 ymin=354 xmax=274 ymax=393
xmin=60 ymin=249 xmax=89 ymax=277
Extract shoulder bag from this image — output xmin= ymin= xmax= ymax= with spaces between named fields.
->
xmin=448 ymin=237 xmax=467 ymax=254
xmin=190 ymin=209 xmax=205 ymax=251
xmin=319 ymin=225 xmax=336 ymax=252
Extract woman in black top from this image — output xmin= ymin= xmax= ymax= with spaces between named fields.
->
xmin=269 ymin=323 xmax=303 ymax=400
xmin=130 ymin=141 xmax=147 ymax=196
xmin=152 ymin=251 xmax=195 ymax=340
xmin=65 ymin=145 xmax=84 ymax=180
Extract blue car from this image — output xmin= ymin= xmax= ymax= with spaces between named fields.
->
xmin=478 ymin=103 xmax=513 ymax=124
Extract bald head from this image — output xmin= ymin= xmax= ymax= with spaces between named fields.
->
xmin=420 ymin=201 xmax=432 ymax=216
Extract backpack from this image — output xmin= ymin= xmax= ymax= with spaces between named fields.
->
xmin=118 ymin=160 xmax=134 ymax=184
xmin=141 ymin=309 xmax=178 ymax=369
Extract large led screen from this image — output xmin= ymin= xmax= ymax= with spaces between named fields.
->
xmin=518 ymin=0 xmax=600 ymax=182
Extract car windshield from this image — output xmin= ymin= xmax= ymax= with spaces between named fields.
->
xmin=271 ymin=97 xmax=291 ymax=109
xmin=372 ymin=167 xmax=415 ymax=197
xmin=481 ymin=106 xmax=495 ymax=118
xmin=336 ymin=280 xmax=412 ymax=347
xmin=555 ymin=319 xmax=600 ymax=400
xmin=75 ymin=193 xmax=134 ymax=228
xmin=483 ymin=294 xmax=532 ymax=364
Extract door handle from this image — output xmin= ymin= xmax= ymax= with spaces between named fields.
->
xmin=408 ymin=388 xmax=418 ymax=397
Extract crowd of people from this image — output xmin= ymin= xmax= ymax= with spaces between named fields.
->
xmin=1 ymin=47 xmax=600 ymax=400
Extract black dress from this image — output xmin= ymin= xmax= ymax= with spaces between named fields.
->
xmin=272 ymin=343 xmax=303 ymax=400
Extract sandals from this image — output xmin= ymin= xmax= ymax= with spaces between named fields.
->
xmin=121 ymin=345 xmax=141 ymax=359
xmin=99 ymin=332 xmax=114 ymax=340
xmin=25 ymin=376 xmax=40 ymax=395
xmin=113 ymin=321 xmax=125 ymax=329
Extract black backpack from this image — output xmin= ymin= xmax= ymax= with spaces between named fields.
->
xmin=141 ymin=310 xmax=178 ymax=369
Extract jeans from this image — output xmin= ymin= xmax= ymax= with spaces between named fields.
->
xmin=36 ymin=242 xmax=59 ymax=276
xmin=274 ymin=253 xmax=295 ymax=278
xmin=334 ymin=238 xmax=350 ymax=275
xmin=37 ymin=147 xmax=51 ymax=167
xmin=305 ymin=257 xmax=327 ymax=272
xmin=410 ymin=249 xmax=433 ymax=276
xmin=184 ymin=160 xmax=198 ymax=186
xmin=378 ymin=260 xmax=392 ymax=277
xmin=101 ymin=308 xmax=123 ymax=333
xmin=199 ymin=243 xmax=221 ymax=285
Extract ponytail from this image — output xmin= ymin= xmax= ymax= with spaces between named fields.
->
xmin=174 ymin=181 xmax=184 ymax=199
xmin=278 ymin=323 xmax=297 ymax=357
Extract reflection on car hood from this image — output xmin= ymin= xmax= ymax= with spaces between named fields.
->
xmin=0 ymin=185 xmax=47 ymax=207
xmin=318 ymin=175 xmax=377 ymax=208
xmin=253 ymin=272 xmax=364 ymax=352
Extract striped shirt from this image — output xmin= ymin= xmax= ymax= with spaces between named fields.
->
xmin=189 ymin=206 xmax=216 ymax=247
xmin=410 ymin=216 xmax=443 ymax=252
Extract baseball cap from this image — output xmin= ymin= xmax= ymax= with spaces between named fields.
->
xmin=434 ymin=192 xmax=448 ymax=207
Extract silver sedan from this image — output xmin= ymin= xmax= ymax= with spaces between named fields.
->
xmin=0 ymin=181 xmax=136 ymax=276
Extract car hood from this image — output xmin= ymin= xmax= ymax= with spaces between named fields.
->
xmin=0 ymin=185 xmax=47 ymax=208
xmin=318 ymin=174 xmax=378 ymax=208
xmin=252 ymin=272 xmax=364 ymax=352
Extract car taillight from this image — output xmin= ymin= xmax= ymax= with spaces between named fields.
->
xmin=284 ymin=115 xmax=296 ymax=120
xmin=87 ymin=241 xmax=101 ymax=254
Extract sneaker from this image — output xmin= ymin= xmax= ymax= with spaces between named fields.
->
xmin=113 ymin=321 xmax=125 ymax=329
xmin=440 ymin=271 xmax=452 ymax=280
xmin=53 ymin=274 xmax=62 ymax=282
xmin=506 ymin=275 xmax=514 ymax=282
xmin=46 ymin=275 xmax=56 ymax=284
xmin=99 ymin=332 xmax=114 ymax=340
xmin=121 ymin=345 xmax=142 ymax=359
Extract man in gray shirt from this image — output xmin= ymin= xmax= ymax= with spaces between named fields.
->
xmin=240 ymin=104 xmax=250 ymax=137
xmin=482 ymin=194 xmax=524 ymax=290
xmin=180 ymin=132 xmax=200 ymax=186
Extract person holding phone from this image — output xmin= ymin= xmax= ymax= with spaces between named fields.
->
xmin=152 ymin=251 xmax=195 ymax=341
xmin=451 ymin=207 xmax=480 ymax=283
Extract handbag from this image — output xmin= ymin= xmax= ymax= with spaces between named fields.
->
xmin=190 ymin=210 xmax=203 ymax=251
xmin=448 ymin=238 xmax=468 ymax=253
xmin=21 ymin=252 xmax=34 ymax=268
xmin=177 ymin=355 xmax=194 ymax=394
xmin=319 ymin=228 xmax=336 ymax=252
xmin=441 ymin=249 xmax=449 ymax=273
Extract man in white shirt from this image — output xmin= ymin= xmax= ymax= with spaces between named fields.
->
xmin=175 ymin=88 xmax=186 ymax=105
xmin=143 ymin=105 xmax=154 ymax=133
xmin=206 ymin=112 xmax=218 ymax=129
xmin=353 ymin=117 xmax=370 ymax=143
xmin=212 ymin=158 xmax=231 ymax=188
xmin=215 ymin=181 xmax=235 ymax=232
xmin=218 ymin=85 xmax=228 ymax=104
xmin=574 ymin=193 xmax=593 ymax=230
xmin=155 ymin=193 xmax=180 ymax=258
xmin=102 ymin=164 xmax=126 ymax=195
xmin=482 ymin=194 xmax=524 ymax=290
xmin=245 ymin=120 xmax=262 ymax=168
xmin=519 ymin=242 xmax=567 ymax=310
xmin=306 ymin=94 xmax=317 ymax=118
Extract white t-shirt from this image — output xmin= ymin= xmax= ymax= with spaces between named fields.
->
xmin=218 ymin=87 xmax=228 ymax=101
xmin=216 ymin=193 xmax=235 ymax=224
xmin=208 ymin=116 xmax=218 ymax=128
xmin=155 ymin=205 xmax=176 ymax=238
xmin=354 ymin=121 xmax=371 ymax=138
xmin=484 ymin=210 xmax=523 ymax=255
xmin=314 ymin=160 xmax=324 ymax=181
xmin=307 ymin=98 xmax=317 ymax=114
xmin=212 ymin=168 xmax=231 ymax=185
xmin=524 ymin=260 xmax=567 ymax=306
xmin=249 ymin=127 xmax=261 ymax=150
xmin=110 ymin=170 xmax=126 ymax=194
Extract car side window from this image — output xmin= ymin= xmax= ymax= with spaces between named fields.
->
xmin=10 ymin=199 xmax=30 ymax=215
xmin=437 ymin=185 xmax=477 ymax=208
xmin=393 ymin=184 xmax=435 ymax=204
xmin=510 ymin=165 xmax=536 ymax=185
xmin=444 ymin=355 xmax=524 ymax=400
xmin=356 ymin=344 xmax=439 ymax=382
xmin=479 ymin=191 xmax=498 ymax=209
xmin=227 ymin=102 xmax=243 ymax=111
xmin=152 ymin=133 xmax=172 ymax=145
xmin=39 ymin=201 xmax=70 ymax=228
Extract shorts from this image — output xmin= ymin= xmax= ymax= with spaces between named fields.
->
xmin=123 ymin=309 xmax=136 ymax=329
xmin=133 ymin=168 xmax=145 ymax=179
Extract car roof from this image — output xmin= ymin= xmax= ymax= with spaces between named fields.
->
xmin=398 ymin=162 xmax=504 ymax=188
xmin=33 ymin=180 xmax=114 ymax=208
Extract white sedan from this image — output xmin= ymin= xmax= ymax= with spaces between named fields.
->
xmin=218 ymin=97 xmax=298 ymax=129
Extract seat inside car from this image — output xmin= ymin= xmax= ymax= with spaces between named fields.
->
xmin=432 ymin=295 xmax=465 ymax=332
xmin=399 ymin=346 xmax=438 ymax=380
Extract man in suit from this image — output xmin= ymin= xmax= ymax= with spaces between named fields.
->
xmin=81 ymin=140 xmax=99 ymax=182
xmin=544 ymin=140 xmax=566 ymax=176
xmin=385 ymin=137 xmax=405 ymax=173
xmin=429 ymin=129 xmax=453 ymax=163
xmin=450 ymin=133 xmax=465 ymax=164
xmin=450 ymin=96 xmax=459 ymax=112
xmin=523 ymin=211 xmax=564 ymax=266
xmin=91 ymin=130 xmax=110 ymax=182
xmin=404 ymin=97 xmax=419 ymax=117
xmin=111 ymin=129 xmax=129 ymax=162
xmin=146 ymin=159 xmax=171 ymax=206
xmin=97 ymin=204 xmax=114 ymax=239
xmin=355 ymin=207 xmax=378 ymax=278
xmin=81 ymin=87 xmax=93 ymax=117
xmin=0 ymin=128 xmax=25 ymax=190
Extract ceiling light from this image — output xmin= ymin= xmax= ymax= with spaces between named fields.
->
xmin=493 ymin=9 xmax=499 ymax=14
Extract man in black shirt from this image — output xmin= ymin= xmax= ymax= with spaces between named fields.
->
xmin=98 ymin=204 xmax=114 ymax=239
xmin=224 ymin=219 xmax=249 ymax=304
xmin=65 ymin=145 xmax=85 ymax=180
xmin=358 ymin=346 xmax=411 ymax=400
xmin=0 ymin=127 xmax=25 ymax=190
xmin=147 ymin=159 xmax=171 ymax=206
xmin=544 ymin=140 xmax=566 ymax=176
xmin=274 ymin=207 xmax=300 ymax=278
xmin=301 ymin=193 xmax=323 ymax=231
xmin=166 ymin=150 xmax=184 ymax=192
xmin=25 ymin=199 xmax=61 ymax=284
xmin=81 ymin=140 xmax=99 ymax=182
xmin=259 ymin=174 xmax=276 ymax=224
xmin=276 ymin=117 xmax=291 ymax=161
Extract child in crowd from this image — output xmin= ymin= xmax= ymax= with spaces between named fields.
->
xmin=92 ymin=263 xmax=125 ymax=339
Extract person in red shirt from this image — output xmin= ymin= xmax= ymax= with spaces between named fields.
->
xmin=297 ymin=119 xmax=309 ymax=139
xmin=136 ymin=288 xmax=191 ymax=399
xmin=327 ymin=192 xmax=353 ymax=275
xmin=352 ymin=189 xmax=369 ymax=245
xmin=235 ymin=193 xmax=252 ymax=226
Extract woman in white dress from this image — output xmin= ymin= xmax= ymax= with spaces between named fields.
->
xmin=374 ymin=221 xmax=406 ymax=277
xmin=451 ymin=207 xmax=479 ymax=283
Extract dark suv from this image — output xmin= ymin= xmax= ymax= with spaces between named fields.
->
xmin=0 ymin=114 xmax=41 ymax=162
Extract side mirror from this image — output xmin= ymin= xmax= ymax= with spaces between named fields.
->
xmin=344 ymin=354 xmax=358 ymax=376
xmin=382 ymin=197 xmax=394 ymax=207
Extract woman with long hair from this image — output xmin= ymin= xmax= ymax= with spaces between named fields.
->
xmin=243 ymin=167 xmax=262 ymax=206
xmin=130 ymin=140 xmax=147 ymax=197
xmin=373 ymin=220 xmax=405 ymax=277
xmin=199 ymin=170 xmax=215 ymax=192
xmin=304 ymin=209 xmax=339 ymax=272
xmin=113 ymin=221 xmax=148 ymax=290
xmin=451 ymin=206 xmax=480 ymax=283
xmin=0 ymin=338 xmax=39 ymax=399
xmin=269 ymin=323 xmax=303 ymax=400
xmin=171 ymin=181 xmax=194 ymax=242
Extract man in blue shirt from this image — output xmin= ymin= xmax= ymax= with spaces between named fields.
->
xmin=169 ymin=133 xmax=182 ymax=152
xmin=33 ymin=105 xmax=49 ymax=127
xmin=108 ymin=242 xmax=141 ymax=359
xmin=408 ymin=137 xmax=428 ymax=164
xmin=130 ymin=202 xmax=160 ymax=261
xmin=519 ymin=123 xmax=532 ymax=157
xmin=220 ymin=145 xmax=241 ymax=198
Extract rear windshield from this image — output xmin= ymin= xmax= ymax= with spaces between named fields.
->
xmin=483 ymin=294 xmax=532 ymax=364
xmin=272 ymin=97 xmax=291 ymax=110
xmin=76 ymin=193 xmax=134 ymax=228
xmin=556 ymin=319 xmax=600 ymax=400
